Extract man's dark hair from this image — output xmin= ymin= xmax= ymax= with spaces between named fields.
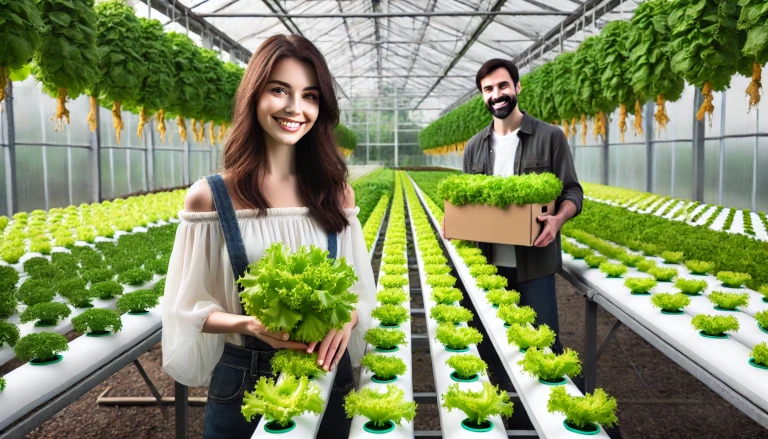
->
xmin=475 ymin=59 xmax=520 ymax=91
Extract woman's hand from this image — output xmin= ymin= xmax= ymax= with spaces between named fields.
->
xmin=307 ymin=311 xmax=358 ymax=372
xmin=241 ymin=317 xmax=308 ymax=351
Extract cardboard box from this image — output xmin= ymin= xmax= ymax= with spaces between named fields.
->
xmin=443 ymin=200 xmax=556 ymax=246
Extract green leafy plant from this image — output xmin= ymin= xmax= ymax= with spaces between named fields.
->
xmin=72 ymin=308 xmax=122 ymax=334
xmin=497 ymin=305 xmax=536 ymax=326
xmin=442 ymin=382 xmax=514 ymax=427
xmin=691 ymin=314 xmax=740 ymax=336
xmin=20 ymin=302 xmax=71 ymax=326
xmin=435 ymin=323 xmax=483 ymax=350
xmin=567 ymin=245 xmax=594 ymax=260
xmin=239 ymin=242 xmax=359 ymax=343
xmin=759 ymin=285 xmax=768 ymax=301
xmin=424 ymin=264 xmax=451 ymax=275
xmin=422 ymin=255 xmax=447 ymax=265
xmin=0 ymin=0 xmax=42 ymax=104
xmin=382 ymin=254 xmax=406 ymax=265
xmin=153 ymin=278 xmax=166 ymax=296
xmin=382 ymin=264 xmax=408 ymax=275
xmin=344 ymin=385 xmax=417 ymax=429
xmin=636 ymin=259 xmax=657 ymax=273
xmin=506 ymin=324 xmax=556 ymax=351
xmin=379 ymin=275 xmax=408 ymax=289
xmin=674 ymin=278 xmax=707 ymax=295
xmin=364 ymin=328 xmax=407 ymax=350
xmin=117 ymin=268 xmax=154 ymax=286
xmin=377 ymin=288 xmax=409 ymax=305
xmin=599 ymin=262 xmax=627 ymax=278
xmin=0 ymin=320 xmax=20 ymax=347
xmin=623 ymin=277 xmax=657 ymax=294
xmin=445 ymin=354 xmax=487 ymax=380
xmin=648 ymin=266 xmax=678 ymax=282
xmin=617 ymin=253 xmax=645 ymax=268
xmin=518 ymin=347 xmax=582 ymax=382
xmin=117 ymin=290 xmax=160 ymax=314
xmin=462 ymin=255 xmax=488 ymax=266
xmin=438 ymin=173 xmax=562 ymax=207
xmin=476 ymin=274 xmax=508 ymax=290
xmin=270 ymin=349 xmax=326 ymax=378
xmin=0 ymin=265 xmax=20 ymax=293
xmin=17 ymin=279 xmax=55 ymax=306
xmin=716 ymin=271 xmax=751 ymax=288
xmin=584 ymin=255 xmax=608 ymax=268
xmin=752 ymin=342 xmax=768 ymax=367
xmin=708 ymin=291 xmax=749 ymax=310
xmin=426 ymin=274 xmax=456 ymax=288
xmin=241 ymin=375 xmax=324 ymax=426
xmin=661 ymin=251 xmax=684 ymax=264
xmin=485 ymin=289 xmax=520 ymax=308
xmin=14 ymin=332 xmax=69 ymax=363
xmin=547 ymin=386 xmax=618 ymax=431
xmin=372 ymin=304 xmax=410 ymax=327
xmin=430 ymin=304 xmax=473 ymax=325
xmin=754 ymin=310 xmax=767 ymax=330
xmin=641 ymin=243 xmax=659 ymax=256
xmin=685 ymin=260 xmax=715 ymax=275
xmin=468 ymin=264 xmax=498 ymax=277
xmin=90 ymin=281 xmax=124 ymax=300
xmin=0 ymin=376 xmax=5 ymax=392
xmin=431 ymin=287 xmax=463 ymax=305
xmin=650 ymin=293 xmax=691 ymax=313
xmin=361 ymin=353 xmax=406 ymax=380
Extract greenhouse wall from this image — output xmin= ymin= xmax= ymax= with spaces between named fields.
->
xmin=0 ymin=77 xmax=221 ymax=215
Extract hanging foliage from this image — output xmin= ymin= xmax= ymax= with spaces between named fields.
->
xmin=626 ymin=0 xmax=685 ymax=133
xmin=596 ymin=20 xmax=640 ymax=143
xmin=32 ymin=0 xmax=99 ymax=130
xmin=668 ymin=0 xmax=752 ymax=125
xmin=737 ymin=0 xmax=768 ymax=110
xmin=130 ymin=17 xmax=176 ymax=141
xmin=334 ymin=123 xmax=358 ymax=156
xmin=552 ymin=52 xmax=580 ymax=140
xmin=418 ymin=95 xmax=491 ymax=153
xmin=198 ymin=48 xmax=229 ymax=145
xmin=220 ymin=62 xmax=244 ymax=142
xmin=524 ymin=63 xmax=558 ymax=125
xmin=572 ymin=35 xmax=612 ymax=144
xmin=91 ymin=0 xmax=146 ymax=144
xmin=0 ymin=0 xmax=43 ymax=103
xmin=166 ymin=32 xmax=206 ymax=143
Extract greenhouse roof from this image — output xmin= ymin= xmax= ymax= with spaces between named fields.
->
xmin=136 ymin=0 xmax=638 ymax=114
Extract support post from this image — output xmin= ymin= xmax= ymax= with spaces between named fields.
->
xmin=692 ymin=88 xmax=706 ymax=202
xmin=365 ymin=110 xmax=370 ymax=165
xmin=182 ymin=126 xmax=190 ymax=186
xmin=174 ymin=381 xmax=188 ymax=439
xmin=645 ymin=101 xmax=655 ymax=192
xmin=394 ymin=89 xmax=399 ymax=167
xmin=601 ymin=115 xmax=609 ymax=185
xmin=585 ymin=298 xmax=597 ymax=394
xmin=4 ymin=77 xmax=18 ymax=214
xmin=146 ymin=119 xmax=155 ymax=192
xmin=718 ymin=91 xmax=726 ymax=205
xmin=89 ymin=96 xmax=102 ymax=204
xmin=753 ymin=108 xmax=759 ymax=211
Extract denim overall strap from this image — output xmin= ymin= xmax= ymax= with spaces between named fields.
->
xmin=327 ymin=232 xmax=338 ymax=261
xmin=204 ymin=175 xmax=250 ymax=287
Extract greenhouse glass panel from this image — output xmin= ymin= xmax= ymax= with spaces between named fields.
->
xmin=673 ymin=142 xmax=693 ymax=200
xmin=609 ymin=144 xmax=645 ymax=192
xmin=16 ymin=145 xmax=47 ymax=213
xmin=724 ymin=75 xmax=758 ymax=135
xmin=109 ymin=149 xmax=130 ymax=199
xmin=70 ymin=148 xmax=91 ymax=206
xmin=654 ymin=142 xmax=673 ymax=197
xmin=757 ymin=138 xmax=768 ymax=213
xmin=45 ymin=146 xmax=71 ymax=209
xmin=14 ymin=77 xmax=44 ymax=144
xmin=722 ymin=138 xmax=756 ymax=210
xmin=574 ymin=147 xmax=601 ymax=185
xmin=656 ymin=86 xmax=694 ymax=142
xmin=703 ymin=140 xmax=720 ymax=207
xmin=0 ymin=143 xmax=7 ymax=216
xmin=130 ymin=150 xmax=147 ymax=193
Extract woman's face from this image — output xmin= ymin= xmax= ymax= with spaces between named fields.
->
xmin=256 ymin=57 xmax=321 ymax=148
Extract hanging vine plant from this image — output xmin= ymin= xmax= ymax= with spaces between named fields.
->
xmin=596 ymin=20 xmax=641 ymax=142
xmin=197 ymin=48 xmax=229 ymax=146
xmin=626 ymin=0 xmax=685 ymax=133
xmin=518 ymin=72 xmax=538 ymax=120
xmin=552 ymin=52 xmax=580 ymax=140
xmin=668 ymin=0 xmax=752 ymax=126
xmin=0 ymin=0 xmax=42 ymax=103
xmin=737 ymin=0 xmax=768 ymax=111
xmin=219 ymin=62 xmax=244 ymax=143
xmin=166 ymin=32 xmax=206 ymax=144
xmin=128 ymin=17 xmax=176 ymax=143
xmin=91 ymin=0 xmax=147 ymax=144
xmin=334 ymin=123 xmax=358 ymax=157
xmin=572 ymin=35 xmax=613 ymax=145
xmin=418 ymin=95 xmax=490 ymax=154
xmin=32 ymin=0 xmax=99 ymax=131
xmin=523 ymin=62 xmax=558 ymax=126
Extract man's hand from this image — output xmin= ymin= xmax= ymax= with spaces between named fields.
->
xmin=533 ymin=214 xmax=564 ymax=248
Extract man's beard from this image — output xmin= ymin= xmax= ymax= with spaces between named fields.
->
xmin=485 ymin=95 xmax=517 ymax=119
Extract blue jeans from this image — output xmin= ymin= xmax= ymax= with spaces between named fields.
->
xmin=203 ymin=343 xmax=355 ymax=438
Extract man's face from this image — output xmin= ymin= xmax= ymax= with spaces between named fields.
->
xmin=480 ymin=67 xmax=520 ymax=119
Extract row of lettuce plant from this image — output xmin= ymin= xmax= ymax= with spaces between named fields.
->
xmin=0 ymin=223 xmax=173 ymax=391
xmin=0 ymin=189 xmax=185 ymax=265
xmin=403 ymin=173 xmax=515 ymax=434
xmin=562 ymin=229 xmax=768 ymax=371
xmin=582 ymin=182 xmax=767 ymax=237
xmin=407 ymin=173 xmax=620 ymax=435
xmin=347 ymin=171 xmax=418 ymax=434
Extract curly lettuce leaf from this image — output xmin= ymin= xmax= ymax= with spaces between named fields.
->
xmin=241 ymin=375 xmax=324 ymax=426
xmin=344 ymin=385 xmax=417 ymax=426
xmin=442 ymin=382 xmax=514 ymax=424
xmin=547 ymin=386 xmax=618 ymax=428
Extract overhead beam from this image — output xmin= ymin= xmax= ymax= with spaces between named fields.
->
xmin=402 ymin=0 xmax=438 ymax=91
xmin=139 ymin=0 xmax=251 ymax=62
xmin=195 ymin=11 xmax=571 ymax=18
xmin=413 ymin=0 xmax=509 ymax=110
xmin=373 ymin=0 xmax=383 ymax=92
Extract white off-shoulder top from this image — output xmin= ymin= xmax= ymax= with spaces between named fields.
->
xmin=161 ymin=206 xmax=376 ymax=387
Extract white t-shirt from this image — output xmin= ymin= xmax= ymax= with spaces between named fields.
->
xmin=491 ymin=127 xmax=520 ymax=267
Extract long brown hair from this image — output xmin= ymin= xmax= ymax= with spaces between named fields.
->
xmin=221 ymin=34 xmax=349 ymax=233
